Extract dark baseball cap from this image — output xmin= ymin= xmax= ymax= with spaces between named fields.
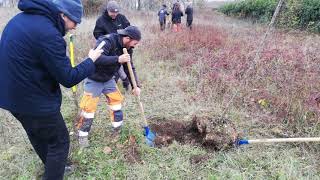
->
xmin=117 ymin=26 xmax=142 ymax=41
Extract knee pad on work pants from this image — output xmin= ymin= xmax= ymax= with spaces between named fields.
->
xmin=105 ymin=89 xmax=124 ymax=128
xmin=77 ymin=93 xmax=99 ymax=135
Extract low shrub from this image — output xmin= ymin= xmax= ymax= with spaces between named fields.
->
xmin=219 ymin=0 xmax=320 ymax=32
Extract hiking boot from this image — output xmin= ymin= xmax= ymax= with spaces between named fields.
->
xmin=78 ymin=135 xmax=89 ymax=148
xmin=64 ymin=164 xmax=75 ymax=176
xmin=36 ymin=164 xmax=75 ymax=179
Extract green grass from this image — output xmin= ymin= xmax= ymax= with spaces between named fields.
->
xmin=1 ymin=7 xmax=320 ymax=180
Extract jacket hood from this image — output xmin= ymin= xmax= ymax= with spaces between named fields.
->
xmin=102 ymin=3 xmax=108 ymax=15
xmin=18 ymin=0 xmax=66 ymax=36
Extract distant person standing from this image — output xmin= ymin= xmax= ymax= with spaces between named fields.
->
xmin=185 ymin=2 xmax=193 ymax=30
xmin=171 ymin=3 xmax=183 ymax=32
xmin=93 ymin=1 xmax=130 ymax=39
xmin=158 ymin=4 xmax=169 ymax=31
xmin=93 ymin=0 xmax=131 ymax=90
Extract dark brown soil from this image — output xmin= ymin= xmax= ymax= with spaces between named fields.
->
xmin=123 ymin=135 xmax=142 ymax=164
xmin=190 ymin=154 xmax=210 ymax=164
xmin=149 ymin=116 xmax=238 ymax=150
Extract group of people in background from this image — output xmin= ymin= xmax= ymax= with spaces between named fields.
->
xmin=158 ymin=1 xmax=194 ymax=32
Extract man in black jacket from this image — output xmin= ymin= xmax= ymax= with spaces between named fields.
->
xmin=185 ymin=2 xmax=193 ymax=30
xmin=76 ymin=26 xmax=141 ymax=148
xmin=93 ymin=0 xmax=131 ymax=91
xmin=0 ymin=0 xmax=103 ymax=179
xmin=93 ymin=1 xmax=130 ymax=39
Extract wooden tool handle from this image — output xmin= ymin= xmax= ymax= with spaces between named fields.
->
xmin=123 ymin=48 xmax=138 ymax=89
xmin=248 ymin=137 xmax=320 ymax=144
xmin=123 ymin=48 xmax=148 ymax=126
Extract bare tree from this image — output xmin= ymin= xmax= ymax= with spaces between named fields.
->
xmin=137 ymin=0 xmax=141 ymax=10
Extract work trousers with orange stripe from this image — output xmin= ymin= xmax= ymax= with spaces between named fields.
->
xmin=77 ymin=78 xmax=124 ymax=137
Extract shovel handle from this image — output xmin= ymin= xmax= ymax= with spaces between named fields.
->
xmin=238 ymin=137 xmax=320 ymax=145
xmin=69 ymin=34 xmax=77 ymax=92
xmin=123 ymin=48 xmax=148 ymax=127
xmin=123 ymin=48 xmax=138 ymax=89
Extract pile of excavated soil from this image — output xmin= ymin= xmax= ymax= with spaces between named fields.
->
xmin=149 ymin=116 xmax=238 ymax=150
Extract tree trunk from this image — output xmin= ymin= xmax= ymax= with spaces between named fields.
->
xmin=137 ymin=0 xmax=141 ymax=10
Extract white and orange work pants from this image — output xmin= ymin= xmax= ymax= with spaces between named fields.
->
xmin=77 ymin=78 xmax=124 ymax=137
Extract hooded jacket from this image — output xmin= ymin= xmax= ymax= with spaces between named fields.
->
xmin=93 ymin=6 xmax=130 ymax=40
xmin=0 ymin=0 xmax=95 ymax=115
xmin=89 ymin=33 xmax=139 ymax=87
xmin=172 ymin=9 xmax=184 ymax=24
xmin=158 ymin=8 xmax=169 ymax=22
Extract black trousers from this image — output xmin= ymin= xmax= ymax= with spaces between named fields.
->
xmin=12 ymin=112 xmax=70 ymax=180
xmin=160 ymin=19 xmax=166 ymax=31
xmin=187 ymin=20 xmax=193 ymax=29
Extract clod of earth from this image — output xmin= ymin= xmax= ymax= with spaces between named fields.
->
xmin=149 ymin=116 xmax=238 ymax=150
xmin=123 ymin=135 xmax=142 ymax=164
xmin=103 ymin=146 xmax=112 ymax=155
xmin=190 ymin=154 xmax=210 ymax=164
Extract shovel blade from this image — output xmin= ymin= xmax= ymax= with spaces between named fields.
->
xmin=144 ymin=126 xmax=156 ymax=147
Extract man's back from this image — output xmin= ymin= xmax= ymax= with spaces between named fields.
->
xmin=158 ymin=8 xmax=168 ymax=22
xmin=185 ymin=6 xmax=193 ymax=21
xmin=89 ymin=33 xmax=137 ymax=84
xmin=0 ymin=0 xmax=94 ymax=115
xmin=89 ymin=34 xmax=123 ymax=82
xmin=0 ymin=6 xmax=64 ymax=114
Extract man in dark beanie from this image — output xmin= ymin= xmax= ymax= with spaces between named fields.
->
xmin=76 ymin=26 xmax=142 ymax=148
xmin=93 ymin=0 xmax=131 ymax=91
xmin=0 ymin=0 xmax=103 ymax=179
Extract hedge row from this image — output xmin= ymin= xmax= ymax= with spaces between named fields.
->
xmin=219 ymin=0 xmax=320 ymax=32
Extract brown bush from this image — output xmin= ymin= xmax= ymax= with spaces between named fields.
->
xmin=83 ymin=0 xmax=105 ymax=16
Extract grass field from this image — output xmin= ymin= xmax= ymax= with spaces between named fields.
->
xmin=1 ymin=5 xmax=320 ymax=180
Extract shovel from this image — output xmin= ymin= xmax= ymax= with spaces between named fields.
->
xmin=123 ymin=48 xmax=156 ymax=147
xmin=68 ymin=34 xmax=77 ymax=101
xmin=68 ymin=34 xmax=79 ymax=134
xmin=236 ymin=137 xmax=320 ymax=146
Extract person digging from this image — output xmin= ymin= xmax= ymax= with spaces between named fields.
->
xmin=76 ymin=26 xmax=142 ymax=148
xmin=93 ymin=0 xmax=131 ymax=91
